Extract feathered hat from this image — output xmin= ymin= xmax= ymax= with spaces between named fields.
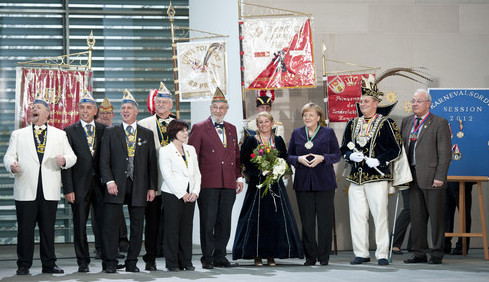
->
xmin=256 ymin=89 xmax=275 ymax=107
xmin=357 ymin=67 xmax=432 ymax=117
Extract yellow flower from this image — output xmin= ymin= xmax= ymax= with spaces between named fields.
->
xmin=266 ymin=148 xmax=270 ymax=153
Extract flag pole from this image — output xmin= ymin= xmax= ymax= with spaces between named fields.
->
xmin=239 ymin=0 xmax=247 ymax=120
xmin=322 ymin=43 xmax=338 ymax=255
xmin=168 ymin=2 xmax=180 ymax=119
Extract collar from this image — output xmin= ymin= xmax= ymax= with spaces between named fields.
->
xmin=33 ymin=123 xmax=47 ymax=131
xmin=415 ymin=112 xmax=430 ymax=120
xmin=80 ymin=119 xmax=95 ymax=128
xmin=211 ymin=117 xmax=224 ymax=127
xmin=122 ymin=121 xmax=137 ymax=131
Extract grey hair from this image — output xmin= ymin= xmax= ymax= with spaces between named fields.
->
xmin=414 ymin=89 xmax=431 ymax=102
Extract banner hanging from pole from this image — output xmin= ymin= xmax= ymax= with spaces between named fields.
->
xmin=327 ymin=74 xmax=369 ymax=122
xmin=16 ymin=67 xmax=92 ymax=129
xmin=240 ymin=16 xmax=315 ymax=90
xmin=176 ymin=41 xmax=227 ymax=101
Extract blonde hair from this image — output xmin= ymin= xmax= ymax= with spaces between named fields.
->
xmin=301 ymin=103 xmax=323 ymax=121
xmin=255 ymin=111 xmax=274 ymax=126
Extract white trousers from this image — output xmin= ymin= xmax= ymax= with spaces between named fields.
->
xmin=348 ymin=181 xmax=389 ymax=260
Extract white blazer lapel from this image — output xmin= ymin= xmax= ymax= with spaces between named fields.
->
xmin=41 ymin=126 xmax=55 ymax=164
xmin=25 ymin=127 xmax=40 ymax=164
xmin=170 ymin=142 xmax=189 ymax=176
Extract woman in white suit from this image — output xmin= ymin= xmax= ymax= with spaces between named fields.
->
xmin=159 ymin=119 xmax=201 ymax=271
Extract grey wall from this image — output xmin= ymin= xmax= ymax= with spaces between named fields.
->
xmin=190 ymin=0 xmax=489 ymax=252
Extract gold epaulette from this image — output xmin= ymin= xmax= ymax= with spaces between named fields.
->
xmin=274 ymin=121 xmax=283 ymax=125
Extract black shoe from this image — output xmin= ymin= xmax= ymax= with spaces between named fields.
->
xmin=378 ymin=258 xmax=389 ymax=265
xmin=404 ymin=255 xmax=428 ymax=263
xmin=450 ymin=247 xmax=463 ymax=255
xmin=116 ymin=252 xmax=125 ymax=259
xmin=126 ymin=265 xmax=140 ymax=272
xmin=429 ymin=257 xmax=443 ymax=264
xmin=78 ymin=265 xmax=89 ymax=272
xmin=214 ymin=260 xmax=238 ymax=267
xmin=105 ymin=267 xmax=117 ymax=273
xmin=167 ymin=267 xmax=180 ymax=272
xmin=319 ymin=261 xmax=328 ymax=266
xmin=202 ymin=262 xmax=214 ymax=269
xmin=183 ymin=266 xmax=195 ymax=271
xmin=16 ymin=267 xmax=29 ymax=275
xmin=117 ymin=263 xmax=126 ymax=269
xmin=145 ymin=262 xmax=157 ymax=271
xmin=42 ymin=265 xmax=64 ymax=274
xmin=304 ymin=260 xmax=316 ymax=266
xmin=350 ymin=257 xmax=370 ymax=265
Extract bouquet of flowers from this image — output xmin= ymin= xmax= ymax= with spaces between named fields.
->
xmin=250 ymin=144 xmax=291 ymax=197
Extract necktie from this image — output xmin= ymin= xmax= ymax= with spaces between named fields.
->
xmin=215 ymin=123 xmax=224 ymax=129
xmin=126 ymin=125 xmax=134 ymax=135
xmin=126 ymin=125 xmax=135 ymax=180
xmin=86 ymin=124 xmax=94 ymax=136
xmin=408 ymin=118 xmax=421 ymax=165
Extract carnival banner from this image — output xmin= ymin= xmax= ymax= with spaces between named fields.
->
xmin=429 ymin=88 xmax=489 ymax=177
xmin=176 ymin=41 xmax=227 ymax=101
xmin=240 ymin=16 xmax=315 ymax=89
xmin=15 ymin=67 xmax=92 ymax=129
xmin=327 ymin=74 xmax=368 ymax=122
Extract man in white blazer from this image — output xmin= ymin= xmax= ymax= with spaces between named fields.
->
xmin=4 ymin=96 xmax=77 ymax=275
xmin=138 ymin=82 xmax=175 ymax=270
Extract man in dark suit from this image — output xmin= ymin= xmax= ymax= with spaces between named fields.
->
xmin=138 ymin=82 xmax=175 ymax=271
xmin=188 ymin=88 xmax=243 ymax=269
xmin=402 ymin=89 xmax=451 ymax=264
xmin=62 ymin=90 xmax=106 ymax=272
xmin=100 ymin=89 xmax=158 ymax=273
xmin=340 ymin=75 xmax=402 ymax=266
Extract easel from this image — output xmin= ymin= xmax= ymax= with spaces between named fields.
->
xmin=445 ymin=176 xmax=489 ymax=260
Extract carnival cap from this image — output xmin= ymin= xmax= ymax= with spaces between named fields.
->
xmin=79 ymin=89 xmax=96 ymax=105
xmin=33 ymin=91 xmax=50 ymax=108
xmin=361 ymin=74 xmax=383 ymax=102
xmin=99 ymin=97 xmax=114 ymax=112
xmin=122 ymin=89 xmax=138 ymax=107
xmin=211 ymin=87 xmax=227 ymax=104
xmin=156 ymin=82 xmax=172 ymax=99
xmin=256 ymin=89 xmax=275 ymax=107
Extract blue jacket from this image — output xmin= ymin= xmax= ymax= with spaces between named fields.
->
xmin=287 ymin=126 xmax=341 ymax=191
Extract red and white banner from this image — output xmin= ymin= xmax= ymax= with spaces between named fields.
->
xmin=177 ymin=41 xmax=227 ymax=101
xmin=16 ymin=67 xmax=93 ymax=129
xmin=240 ymin=16 xmax=315 ymax=90
xmin=327 ymin=74 xmax=369 ymax=122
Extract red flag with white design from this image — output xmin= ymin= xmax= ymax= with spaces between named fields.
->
xmin=240 ymin=16 xmax=315 ymax=90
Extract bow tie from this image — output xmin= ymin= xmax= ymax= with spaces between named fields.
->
xmin=215 ymin=123 xmax=224 ymax=129
xmin=34 ymin=125 xmax=46 ymax=131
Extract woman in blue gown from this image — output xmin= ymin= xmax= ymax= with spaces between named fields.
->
xmin=233 ymin=112 xmax=303 ymax=266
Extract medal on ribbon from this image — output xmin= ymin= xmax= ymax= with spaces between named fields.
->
xmin=456 ymin=120 xmax=464 ymax=138
xmin=304 ymin=125 xmax=320 ymax=149
xmin=452 ymin=144 xmax=461 ymax=160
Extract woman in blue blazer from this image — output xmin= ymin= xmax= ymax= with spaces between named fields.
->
xmin=287 ymin=103 xmax=341 ymax=266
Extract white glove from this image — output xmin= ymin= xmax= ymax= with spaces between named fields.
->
xmin=349 ymin=152 xmax=364 ymax=162
xmin=365 ymin=157 xmax=380 ymax=168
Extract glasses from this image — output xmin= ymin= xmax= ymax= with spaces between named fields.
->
xmin=411 ymin=99 xmax=428 ymax=104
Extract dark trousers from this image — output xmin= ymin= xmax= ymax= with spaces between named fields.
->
xmin=445 ymin=181 xmax=473 ymax=250
xmin=71 ymin=179 xmax=105 ymax=266
xmin=102 ymin=179 xmax=145 ymax=268
xmin=393 ymin=188 xmax=412 ymax=250
xmin=409 ymin=168 xmax=446 ymax=259
xmin=15 ymin=176 xmax=58 ymax=269
xmin=143 ymin=194 xmax=162 ymax=263
xmin=295 ymin=189 xmax=335 ymax=263
xmin=198 ymin=188 xmax=236 ymax=264
xmin=162 ymin=192 xmax=195 ymax=269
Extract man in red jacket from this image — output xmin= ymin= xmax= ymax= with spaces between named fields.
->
xmin=188 ymin=87 xmax=243 ymax=269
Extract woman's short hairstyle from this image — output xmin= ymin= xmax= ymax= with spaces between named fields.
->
xmin=301 ymin=102 xmax=323 ymax=121
xmin=167 ymin=119 xmax=189 ymax=141
xmin=255 ymin=111 xmax=274 ymax=127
